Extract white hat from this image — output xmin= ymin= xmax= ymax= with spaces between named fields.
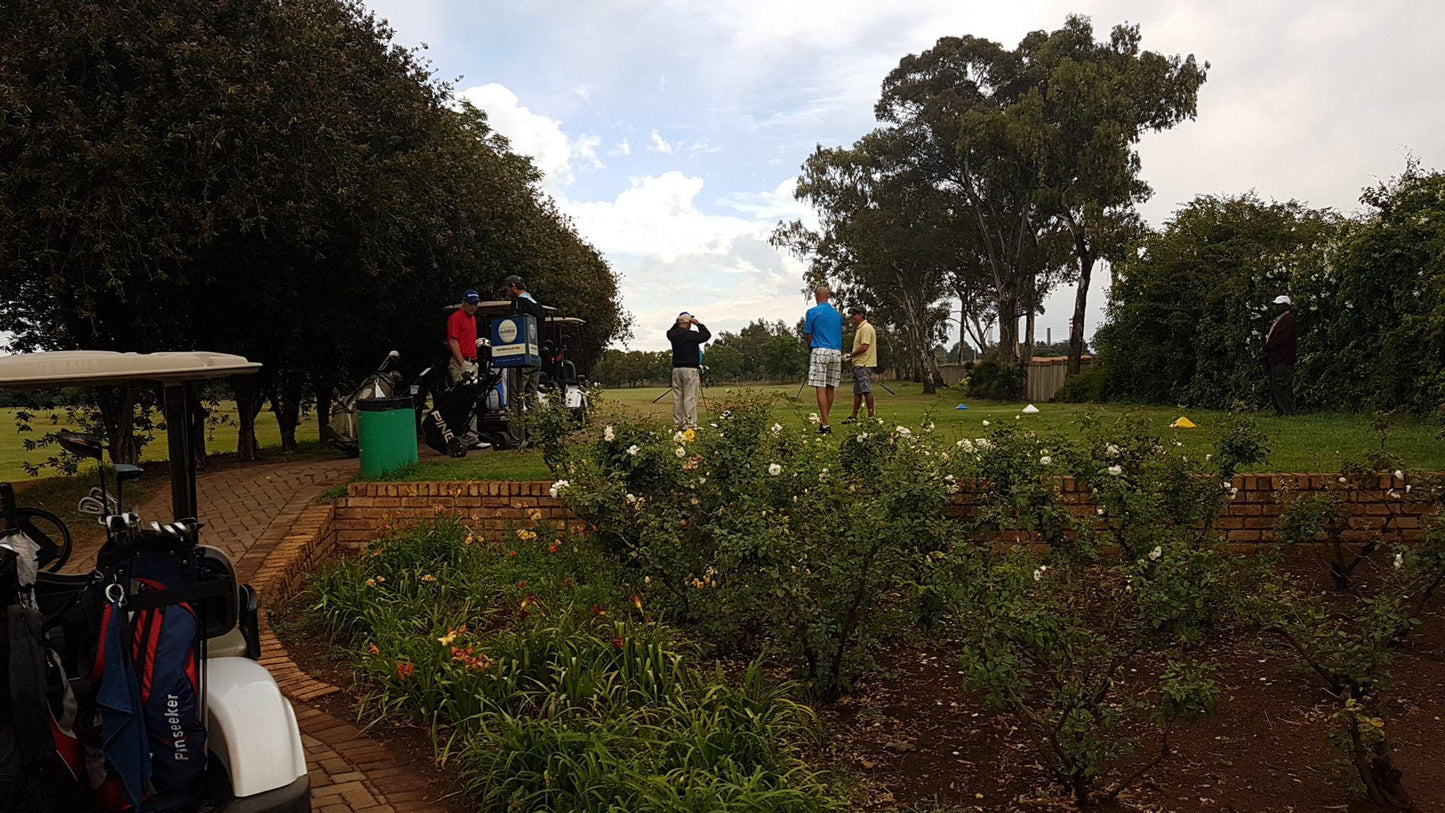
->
xmin=1272 ymin=295 xmax=1291 ymax=305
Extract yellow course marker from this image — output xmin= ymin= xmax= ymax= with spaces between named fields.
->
xmin=1170 ymin=416 xmax=1197 ymax=429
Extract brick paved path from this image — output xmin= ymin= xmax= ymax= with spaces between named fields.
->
xmin=121 ymin=457 xmax=447 ymax=812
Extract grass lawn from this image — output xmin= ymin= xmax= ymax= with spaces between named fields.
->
xmin=593 ymin=382 xmax=1445 ymax=472
xmin=0 ymin=405 xmax=321 ymax=482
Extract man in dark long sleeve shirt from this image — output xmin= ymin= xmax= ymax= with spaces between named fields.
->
xmin=667 ymin=312 xmax=710 ymax=428
xmin=1263 ymin=295 xmax=1297 ymax=415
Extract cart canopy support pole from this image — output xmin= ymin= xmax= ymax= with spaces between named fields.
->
xmin=163 ymin=383 xmax=198 ymax=520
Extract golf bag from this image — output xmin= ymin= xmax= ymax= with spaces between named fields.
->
xmin=328 ymin=351 xmax=404 ymax=457
xmin=63 ymin=534 xmax=225 ymax=812
xmin=0 ymin=541 xmax=82 ymax=813
xmin=416 ymin=344 xmax=513 ymax=456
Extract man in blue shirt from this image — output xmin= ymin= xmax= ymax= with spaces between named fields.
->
xmin=802 ymin=285 xmax=844 ymax=434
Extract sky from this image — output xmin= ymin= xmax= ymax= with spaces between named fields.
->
xmin=363 ymin=0 xmax=1445 ymax=351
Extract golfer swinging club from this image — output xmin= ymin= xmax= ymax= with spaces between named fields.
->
xmin=667 ymin=312 xmax=710 ymax=429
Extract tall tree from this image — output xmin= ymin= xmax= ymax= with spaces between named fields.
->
xmin=875 ymin=17 xmax=1204 ymax=370
xmin=776 ymin=132 xmax=956 ymax=393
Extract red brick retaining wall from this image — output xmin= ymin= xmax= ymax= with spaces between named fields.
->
xmin=332 ymin=481 xmax=582 ymax=549
xmin=332 ymin=474 xmax=1430 ymax=548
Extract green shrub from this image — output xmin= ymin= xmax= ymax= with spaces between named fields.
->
xmin=965 ymin=358 xmax=1025 ymax=401
xmin=550 ymin=395 xmax=954 ymax=699
xmin=1052 ymin=363 xmax=1110 ymax=403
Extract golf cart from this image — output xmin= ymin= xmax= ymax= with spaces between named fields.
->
xmin=538 ymin=316 xmax=591 ymax=423
xmin=0 ymin=351 xmax=309 ymax=812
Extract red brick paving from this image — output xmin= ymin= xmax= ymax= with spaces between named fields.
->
xmin=127 ymin=457 xmax=446 ymax=811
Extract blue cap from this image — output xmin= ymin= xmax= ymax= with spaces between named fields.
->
xmin=463 ymin=290 xmax=481 ymax=304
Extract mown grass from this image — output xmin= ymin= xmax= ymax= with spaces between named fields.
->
xmin=309 ymin=517 xmax=837 ymax=811
xmin=594 ymin=383 xmax=1445 ymax=472
xmin=0 ymin=404 xmax=322 ymax=481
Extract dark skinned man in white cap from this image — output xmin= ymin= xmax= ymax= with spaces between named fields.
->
xmin=1262 ymin=295 xmax=1297 ymax=415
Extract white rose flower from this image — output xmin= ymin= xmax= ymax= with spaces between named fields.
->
xmin=625 ymin=493 xmax=637 ymax=503
xmin=771 ymin=423 xmax=783 ymax=434
xmin=1097 ymin=507 xmax=1106 ymax=516
xmin=626 ymin=445 xmax=640 ymax=456
xmin=1148 ymin=546 xmax=1162 ymax=561
xmin=856 ymin=434 xmax=867 ymax=442
xmin=1394 ymin=552 xmax=1404 ymax=570
xmin=809 ymin=413 xmax=820 ymax=425
xmin=603 ymin=425 xmax=615 ymax=441
xmin=1222 ymin=480 xmax=1233 ymax=490
xmin=768 ymin=463 xmax=782 ymax=476
xmin=1033 ymin=566 xmax=1048 ymax=582
xmin=957 ymin=439 xmax=974 ymax=451
xmin=1040 ymin=456 xmax=1052 ymax=466
xmin=674 ymin=431 xmax=686 ymax=443
xmin=675 ymin=446 xmax=687 ymax=458
xmin=982 ymin=420 xmax=990 ymax=427
xmin=548 ymin=480 xmax=570 ymax=498
xmin=1394 ymin=470 xmax=1405 ymax=481
xmin=697 ymin=477 xmax=706 ymax=485
xmin=895 ymin=426 xmax=912 ymax=437
xmin=1105 ymin=444 xmax=1120 ymax=457
xmin=1108 ymin=465 xmax=1123 ymax=476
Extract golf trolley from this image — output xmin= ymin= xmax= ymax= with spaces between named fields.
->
xmin=0 ymin=351 xmax=309 ymax=813
xmin=327 ymin=350 xmax=404 ymax=457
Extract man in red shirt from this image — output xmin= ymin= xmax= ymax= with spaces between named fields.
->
xmin=448 ymin=289 xmax=481 ymax=383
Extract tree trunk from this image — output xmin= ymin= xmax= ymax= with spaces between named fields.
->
xmin=1024 ymin=306 xmax=1037 ymax=364
xmin=1068 ymin=254 xmax=1096 ymax=376
xmin=997 ymin=296 xmax=1020 ymax=364
xmin=316 ymin=384 xmax=335 ymax=443
xmin=234 ymin=376 xmax=264 ymax=461
xmin=94 ymin=385 xmax=141 ymax=464
xmin=188 ymin=388 xmax=209 ymax=470
xmin=269 ymin=375 xmax=303 ymax=452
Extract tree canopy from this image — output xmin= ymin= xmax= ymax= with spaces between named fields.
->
xmin=0 ymin=0 xmax=625 ymax=460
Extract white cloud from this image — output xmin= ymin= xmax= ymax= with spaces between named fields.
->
xmin=648 ymin=129 xmax=674 ymax=154
xmin=556 ymin=172 xmax=811 ymax=348
xmin=718 ymin=177 xmax=813 ymax=222
xmin=458 ymin=83 xmax=602 ymax=185
xmin=610 ymin=139 xmax=632 ymax=156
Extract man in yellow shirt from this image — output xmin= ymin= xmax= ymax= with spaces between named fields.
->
xmin=843 ymin=308 xmax=877 ymax=423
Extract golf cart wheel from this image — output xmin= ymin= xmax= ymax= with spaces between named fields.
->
xmin=12 ymin=506 xmax=73 ymax=572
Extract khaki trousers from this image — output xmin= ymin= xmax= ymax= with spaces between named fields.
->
xmin=672 ymin=367 xmax=701 ymax=428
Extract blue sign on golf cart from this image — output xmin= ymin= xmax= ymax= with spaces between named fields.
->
xmin=491 ymin=313 xmax=540 ymax=367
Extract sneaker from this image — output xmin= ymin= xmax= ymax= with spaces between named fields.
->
xmin=816 ymin=425 xmax=833 ymax=435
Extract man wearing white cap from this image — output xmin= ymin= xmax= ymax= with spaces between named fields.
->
xmin=666 ymin=312 xmax=711 ymax=428
xmin=1262 ymin=295 xmax=1297 ymax=415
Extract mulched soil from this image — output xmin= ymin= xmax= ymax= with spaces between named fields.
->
xmin=822 ymin=554 xmax=1445 ymax=812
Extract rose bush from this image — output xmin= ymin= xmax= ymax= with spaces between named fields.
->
xmin=549 ymin=396 xmax=955 ymax=699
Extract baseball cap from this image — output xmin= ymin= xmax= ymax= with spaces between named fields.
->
xmin=1273 ymin=295 xmax=1291 ymax=305
xmin=463 ymin=290 xmax=481 ymax=304
xmin=504 ymin=274 xmax=524 ymax=287
xmin=677 ymin=311 xmax=692 ymax=319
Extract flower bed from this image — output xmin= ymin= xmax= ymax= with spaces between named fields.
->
xmin=308 ymin=514 xmax=837 ymax=811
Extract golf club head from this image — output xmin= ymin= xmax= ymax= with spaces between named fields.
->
xmin=76 ymin=496 xmax=106 ymax=515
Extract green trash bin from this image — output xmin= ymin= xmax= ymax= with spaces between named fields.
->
xmin=357 ymin=396 xmax=419 ymax=478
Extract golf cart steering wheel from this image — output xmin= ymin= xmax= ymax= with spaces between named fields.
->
xmin=7 ymin=506 xmax=73 ymax=573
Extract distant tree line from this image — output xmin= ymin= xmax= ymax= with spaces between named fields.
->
xmin=0 ymin=0 xmax=627 ymax=465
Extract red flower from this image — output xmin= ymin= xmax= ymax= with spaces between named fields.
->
xmin=590 ymin=604 xmax=606 ymax=616
xmin=611 ymin=637 xmax=625 ymax=649
xmin=548 ymin=543 xmax=560 ymax=554
xmin=396 ymin=661 xmax=415 ymax=680
xmin=508 ymin=550 xmax=518 ymax=558
xmin=517 ymin=581 xmax=527 ymax=590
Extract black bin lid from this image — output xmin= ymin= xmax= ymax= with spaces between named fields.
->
xmin=356 ymin=396 xmax=416 ymax=412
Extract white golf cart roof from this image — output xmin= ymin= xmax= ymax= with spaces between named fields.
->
xmin=545 ymin=316 xmax=586 ymax=325
xmin=0 ymin=350 xmax=260 ymax=389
